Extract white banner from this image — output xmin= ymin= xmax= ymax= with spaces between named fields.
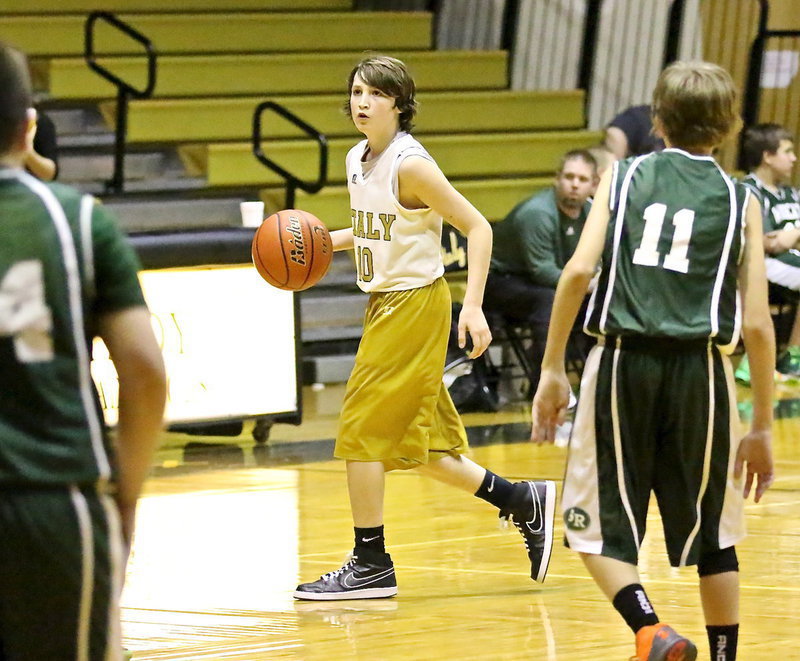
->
xmin=91 ymin=265 xmax=298 ymax=425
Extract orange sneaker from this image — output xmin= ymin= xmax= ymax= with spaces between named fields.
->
xmin=633 ymin=623 xmax=698 ymax=661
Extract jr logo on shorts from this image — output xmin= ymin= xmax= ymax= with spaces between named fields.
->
xmin=564 ymin=507 xmax=590 ymax=531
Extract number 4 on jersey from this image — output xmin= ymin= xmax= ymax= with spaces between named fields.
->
xmin=0 ymin=260 xmax=54 ymax=362
xmin=632 ymin=203 xmax=695 ymax=274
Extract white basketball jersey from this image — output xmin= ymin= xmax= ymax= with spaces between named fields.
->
xmin=346 ymin=132 xmax=445 ymax=292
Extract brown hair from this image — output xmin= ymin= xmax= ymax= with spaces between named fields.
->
xmin=651 ymin=61 xmax=740 ymax=151
xmin=557 ymin=149 xmax=597 ymax=175
xmin=741 ymin=123 xmax=794 ymax=171
xmin=344 ymin=55 xmax=418 ymax=133
xmin=0 ymin=42 xmax=32 ymax=154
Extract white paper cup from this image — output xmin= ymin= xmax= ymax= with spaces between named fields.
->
xmin=240 ymin=201 xmax=265 ymax=228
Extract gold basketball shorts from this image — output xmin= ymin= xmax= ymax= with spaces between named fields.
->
xmin=335 ymin=277 xmax=468 ymax=470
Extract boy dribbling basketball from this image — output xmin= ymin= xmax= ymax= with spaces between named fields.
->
xmin=532 ymin=61 xmax=775 ymax=661
xmin=293 ymin=55 xmax=556 ymax=600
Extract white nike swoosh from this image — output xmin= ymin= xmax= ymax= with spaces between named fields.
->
xmin=488 ymin=476 xmax=495 ymax=493
xmin=524 ymin=483 xmax=543 ymax=533
xmin=342 ymin=567 xmax=395 ymax=589
xmin=361 ymin=535 xmax=380 ymax=543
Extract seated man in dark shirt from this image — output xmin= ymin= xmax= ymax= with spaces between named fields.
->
xmin=604 ymin=104 xmax=665 ymax=160
xmin=484 ymin=149 xmax=598 ymax=362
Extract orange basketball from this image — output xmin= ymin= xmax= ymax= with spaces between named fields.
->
xmin=251 ymin=209 xmax=333 ymax=291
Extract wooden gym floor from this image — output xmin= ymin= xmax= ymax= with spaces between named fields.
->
xmin=122 ymin=381 xmax=800 ymax=660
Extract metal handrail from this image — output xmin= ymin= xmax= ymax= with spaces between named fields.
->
xmin=252 ymin=101 xmax=328 ymax=210
xmin=742 ymin=0 xmax=771 ymax=135
xmin=739 ymin=1 xmax=800 ymax=168
xmin=577 ymin=0 xmax=603 ymax=99
xmin=663 ymin=0 xmax=687 ymax=67
xmin=84 ymin=11 xmax=157 ymax=193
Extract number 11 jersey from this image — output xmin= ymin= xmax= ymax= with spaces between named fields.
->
xmin=584 ymin=149 xmax=750 ymax=352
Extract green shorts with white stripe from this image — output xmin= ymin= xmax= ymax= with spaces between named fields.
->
xmin=561 ymin=337 xmax=745 ymax=567
xmin=0 ymin=485 xmax=124 ymax=660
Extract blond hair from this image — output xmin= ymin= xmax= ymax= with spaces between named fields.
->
xmin=652 ymin=61 xmax=740 ymax=151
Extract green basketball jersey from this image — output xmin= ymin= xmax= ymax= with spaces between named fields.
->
xmin=0 ymin=169 xmax=145 ymax=487
xmin=585 ymin=149 xmax=748 ymax=350
xmin=742 ymin=173 xmax=800 ymax=268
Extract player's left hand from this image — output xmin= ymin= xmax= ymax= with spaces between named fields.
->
xmin=734 ymin=429 xmax=774 ymax=502
xmin=458 ymin=304 xmax=491 ymax=359
xmin=531 ymin=369 xmax=570 ymax=443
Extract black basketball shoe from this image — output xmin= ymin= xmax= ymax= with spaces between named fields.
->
xmin=499 ymin=480 xmax=556 ymax=582
xmin=293 ymin=547 xmax=398 ymax=601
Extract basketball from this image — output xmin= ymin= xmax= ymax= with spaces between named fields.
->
xmin=251 ymin=209 xmax=333 ymax=291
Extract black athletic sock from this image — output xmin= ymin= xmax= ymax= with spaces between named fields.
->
xmin=612 ymin=584 xmax=659 ymax=634
xmin=474 ymin=470 xmax=514 ymax=509
xmin=354 ymin=525 xmax=385 ymax=554
xmin=707 ymin=624 xmax=738 ymax=661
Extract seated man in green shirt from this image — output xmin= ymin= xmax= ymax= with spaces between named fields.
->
xmin=485 ymin=149 xmax=598 ymax=334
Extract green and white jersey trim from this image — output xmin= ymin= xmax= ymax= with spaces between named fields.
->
xmin=594 ymin=153 xmax=650 ymax=335
xmin=79 ymin=194 xmax=96 ymax=303
xmin=586 ymin=149 xmax=745 ymax=350
xmin=1 ymin=169 xmax=110 ymax=482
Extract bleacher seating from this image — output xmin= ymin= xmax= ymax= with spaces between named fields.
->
xmin=41 ymin=51 xmax=508 ymax=99
xmin=290 ymin=177 xmax=555 ymax=231
xmin=179 ymin=129 xmax=600 ymax=187
xmin=3 ymin=11 xmax=427 ymax=57
xmin=8 ymin=0 xmax=602 ymax=384
xmin=102 ymin=89 xmax=586 ymax=141
xmin=3 ymin=0 xmax=351 ymax=12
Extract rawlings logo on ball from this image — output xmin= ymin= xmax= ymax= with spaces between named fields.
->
xmin=286 ymin=213 xmax=306 ymax=266
xmin=252 ymin=209 xmax=332 ymax=291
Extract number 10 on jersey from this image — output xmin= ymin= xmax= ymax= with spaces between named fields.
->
xmin=356 ymin=245 xmax=373 ymax=283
